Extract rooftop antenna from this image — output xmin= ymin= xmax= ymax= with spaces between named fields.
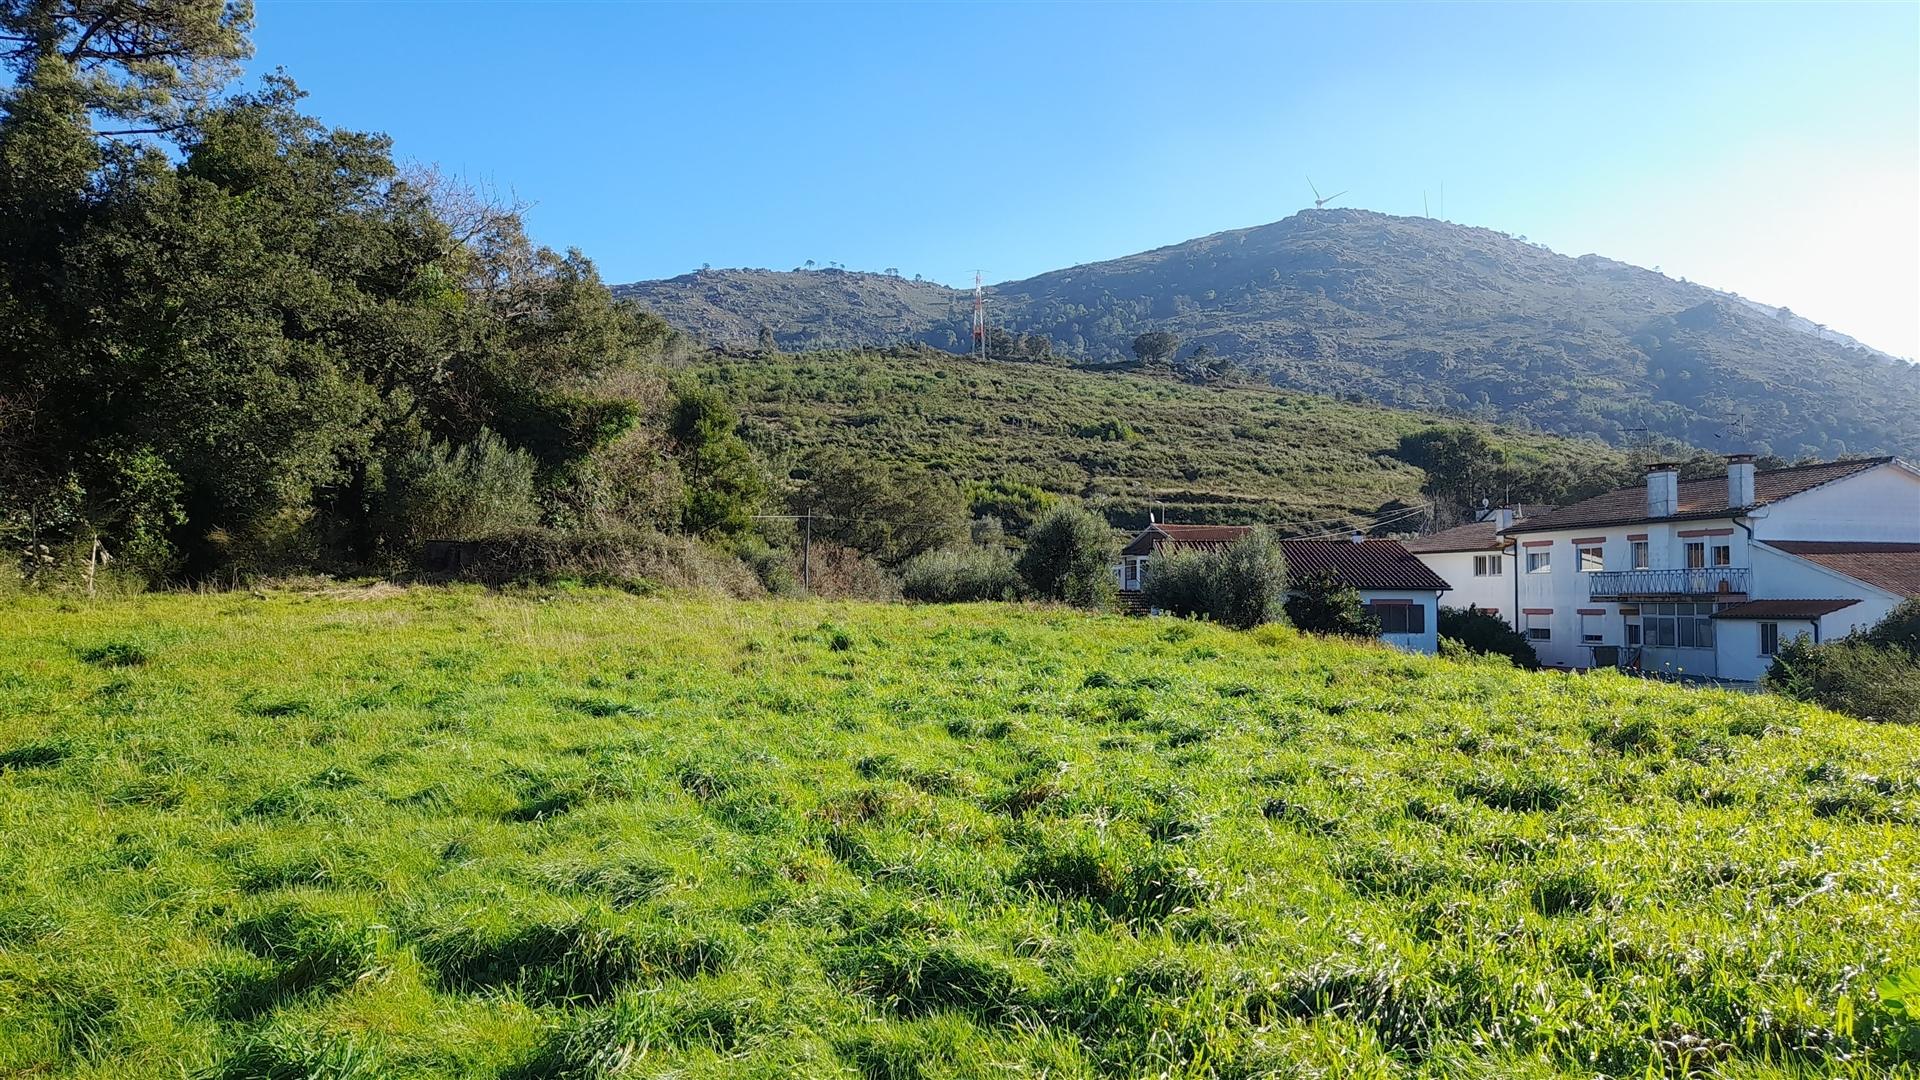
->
xmin=1711 ymin=407 xmax=1753 ymax=443
xmin=1308 ymin=177 xmax=1348 ymax=210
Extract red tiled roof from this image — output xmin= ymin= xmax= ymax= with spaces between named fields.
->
xmin=1765 ymin=541 xmax=1920 ymax=599
xmin=1280 ymin=539 xmax=1452 ymax=592
xmin=1401 ymin=520 xmax=1503 ymax=553
xmin=1122 ymin=523 xmax=1253 ymax=557
xmin=1710 ymin=598 xmax=1861 ymax=620
xmin=1508 ymin=458 xmax=1894 ymax=534
xmin=1123 ymin=525 xmax=1450 ymax=591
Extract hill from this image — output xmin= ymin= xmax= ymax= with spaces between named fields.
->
xmin=699 ymin=349 xmax=1625 ymax=531
xmin=618 ymin=211 xmax=1920 ymax=460
xmin=2 ymin=588 xmax=1917 ymax=1076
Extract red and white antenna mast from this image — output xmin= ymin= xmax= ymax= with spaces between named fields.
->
xmin=972 ymin=271 xmax=987 ymax=361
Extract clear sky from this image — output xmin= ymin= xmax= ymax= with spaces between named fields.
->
xmin=250 ymin=1 xmax=1920 ymax=359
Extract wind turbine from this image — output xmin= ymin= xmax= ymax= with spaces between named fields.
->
xmin=1308 ymin=178 xmax=1348 ymax=210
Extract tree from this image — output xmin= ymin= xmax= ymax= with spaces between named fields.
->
xmin=1016 ymin=503 xmax=1114 ymax=609
xmin=794 ymin=450 xmax=966 ymax=566
xmin=1131 ymin=330 xmax=1180 ymax=366
xmin=1142 ymin=528 xmax=1288 ymax=629
xmin=668 ymin=384 xmax=763 ymax=537
xmin=1284 ymin=573 xmax=1379 ymax=637
xmin=2 ymin=0 xmax=255 ymax=130
xmin=1438 ymin=605 xmax=1538 ymax=668
xmin=757 ymin=325 xmax=777 ymax=355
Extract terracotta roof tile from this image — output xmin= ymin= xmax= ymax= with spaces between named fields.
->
xmin=1509 ymin=458 xmax=1894 ymax=534
xmin=1765 ymin=541 xmax=1920 ymax=599
xmin=1280 ymin=539 xmax=1452 ymax=592
xmin=1401 ymin=520 xmax=1503 ymax=553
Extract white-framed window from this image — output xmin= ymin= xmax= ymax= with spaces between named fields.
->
xmin=1369 ymin=602 xmax=1426 ymax=635
xmin=1629 ymin=540 xmax=1649 ymax=570
xmin=1525 ymin=612 xmax=1552 ymax=641
xmin=1712 ymin=543 xmax=1733 ymax=567
xmin=1685 ymin=542 xmax=1706 ymax=569
xmin=1526 ymin=550 xmax=1551 ymax=574
xmin=1473 ymin=554 xmax=1503 ymax=577
xmin=1644 ymin=602 xmax=1716 ymax=649
xmin=1760 ymin=622 xmax=1779 ymax=656
xmin=1581 ymin=613 xmax=1605 ymax=644
xmin=1625 ymin=621 xmax=1642 ymax=646
xmin=1578 ymin=545 xmax=1604 ymax=573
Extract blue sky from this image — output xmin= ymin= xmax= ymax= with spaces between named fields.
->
xmin=252 ymin=1 xmax=1919 ymax=358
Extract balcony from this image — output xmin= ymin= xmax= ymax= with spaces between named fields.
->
xmin=1588 ymin=567 xmax=1750 ymax=600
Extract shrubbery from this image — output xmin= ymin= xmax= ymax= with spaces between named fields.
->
xmin=1015 ymin=505 xmax=1115 ymax=610
xmin=1439 ymin=605 xmax=1539 ymax=668
xmin=900 ymin=546 xmax=1022 ymax=603
xmin=1766 ymin=603 xmax=1920 ymax=724
xmin=1283 ymin=573 xmax=1380 ymax=637
xmin=460 ymin=526 xmax=762 ymax=596
xmin=1141 ymin=527 xmax=1288 ymax=629
xmin=374 ymin=432 xmax=541 ymax=559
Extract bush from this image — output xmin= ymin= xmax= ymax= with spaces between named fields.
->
xmin=1141 ymin=548 xmax=1213 ymax=619
xmin=460 ymin=526 xmax=763 ymax=596
xmin=1142 ymin=528 xmax=1287 ymax=629
xmin=1438 ymin=606 xmax=1538 ymax=668
xmin=900 ymin=546 xmax=1022 ymax=603
xmin=1284 ymin=573 xmax=1380 ymax=637
xmin=1864 ymin=599 xmax=1920 ymax=656
xmin=375 ymin=431 xmax=540 ymax=557
xmin=1766 ymin=631 xmax=1920 ymax=725
xmin=1016 ymin=504 xmax=1115 ymax=610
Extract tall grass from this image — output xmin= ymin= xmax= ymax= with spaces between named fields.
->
xmin=0 ymin=586 xmax=1916 ymax=1077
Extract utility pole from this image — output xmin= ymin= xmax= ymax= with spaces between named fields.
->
xmin=802 ymin=509 xmax=812 ymax=592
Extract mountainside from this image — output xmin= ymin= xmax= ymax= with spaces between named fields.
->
xmin=617 ymin=211 xmax=1920 ymax=459
xmin=699 ymin=348 xmax=1625 ymax=533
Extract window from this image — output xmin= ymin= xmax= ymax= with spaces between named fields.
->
xmin=1370 ymin=603 xmax=1426 ymax=635
xmin=1526 ymin=550 xmax=1552 ymax=574
xmin=1685 ymin=542 xmax=1706 ymax=569
xmin=1625 ymin=622 xmax=1642 ymax=646
xmin=1526 ymin=613 xmax=1552 ymax=641
xmin=1712 ymin=543 xmax=1732 ymax=567
xmin=1629 ymin=540 xmax=1649 ymax=570
xmin=1581 ymin=613 xmax=1605 ymax=644
xmin=1760 ymin=622 xmax=1779 ymax=656
xmin=1642 ymin=602 xmax=1716 ymax=650
xmin=1473 ymin=554 xmax=1503 ymax=577
xmin=1578 ymin=545 xmax=1604 ymax=572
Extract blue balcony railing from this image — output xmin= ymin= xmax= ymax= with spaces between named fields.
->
xmin=1588 ymin=567 xmax=1750 ymax=600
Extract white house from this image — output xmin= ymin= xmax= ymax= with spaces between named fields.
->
xmin=1406 ymin=455 xmax=1920 ymax=683
xmin=1400 ymin=505 xmax=1551 ymax=620
xmin=1115 ymin=523 xmax=1452 ymax=654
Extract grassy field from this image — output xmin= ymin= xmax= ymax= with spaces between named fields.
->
xmin=2 ymin=587 xmax=1917 ymax=1078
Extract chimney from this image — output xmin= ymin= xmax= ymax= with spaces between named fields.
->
xmin=1725 ymin=453 xmax=1756 ymax=508
xmin=1492 ymin=506 xmax=1514 ymax=532
xmin=1646 ymin=463 xmax=1680 ymax=518
xmin=1349 ymin=532 xmax=1366 ymax=544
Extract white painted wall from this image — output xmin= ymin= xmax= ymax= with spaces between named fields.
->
xmin=1413 ymin=550 xmax=1512 ymax=621
xmin=1753 ymin=464 xmax=1920 ymax=541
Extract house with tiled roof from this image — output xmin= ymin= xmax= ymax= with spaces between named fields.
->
xmin=1449 ymin=454 xmax=1920 ymax=683
xmin=1115 ymin=523 xmax=1451 ymax=653
xmin=1400 ymin=505 xmax=1553 ymax=618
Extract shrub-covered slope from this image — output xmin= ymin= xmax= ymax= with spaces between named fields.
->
xmin=620 ymin=211 xmax=1920 ymax=459
xmin=702 ymin=349 xmax=1619 ymax=530
xmin=2 ymin=589 xmax=1917 ymax=1078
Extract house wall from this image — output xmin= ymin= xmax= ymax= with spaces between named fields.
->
xmin=1713 ymin=618 xmax=1816 ymax=685
xmin=1360 ymin=589 xmax=1440 ymax=655
xmin=1751 ymin=464 xmax=1920 ymax=542
xmin=1412 ymin=550 xmax=1512 ymax=623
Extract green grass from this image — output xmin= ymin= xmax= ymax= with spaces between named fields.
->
xmin=2 ymin=586 xmax=1917 ymax=1078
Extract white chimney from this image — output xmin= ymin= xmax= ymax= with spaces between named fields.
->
xmin=1349 ymin=532 xmax=1366 ymax=544
xmin=1646 ymin=463 xmax=1680 ymax=518
xmin=1725 ymin=454 xmax=1756 ymax=508
xmin=1492 ymin=506 xmax=1514 ymax=532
